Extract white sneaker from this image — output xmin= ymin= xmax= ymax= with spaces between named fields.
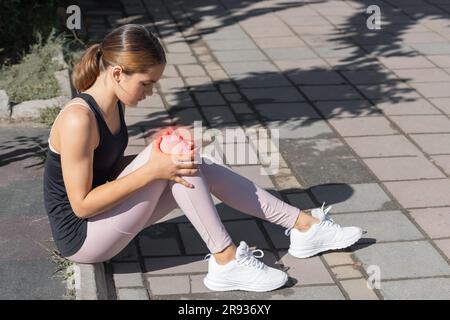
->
xmin=203 ymin=241 xmax=288 ymax=292
xmin=286 ymin=203 xmax=363 ymax=259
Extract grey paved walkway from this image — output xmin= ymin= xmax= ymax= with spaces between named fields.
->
xmin=6 ymin=0 xmax=450 ymax=300
xmin=0 ymin=122 xmax=67 ymax=299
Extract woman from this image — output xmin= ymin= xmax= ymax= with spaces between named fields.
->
xmin=43 ymin=24 xmax=362 ymax=292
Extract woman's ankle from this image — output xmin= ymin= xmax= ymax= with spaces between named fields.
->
xmin=294 ymin=210 xmax=319 ymax=232
xmin=213 ymin=243 xmax=237 ymax=265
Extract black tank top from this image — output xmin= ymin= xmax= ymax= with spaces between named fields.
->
xmin=43 ymin=92 xmax=129 ymax=257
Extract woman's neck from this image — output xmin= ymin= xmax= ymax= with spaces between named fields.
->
xmin=83 ymin=75 xmax=118 ymax=118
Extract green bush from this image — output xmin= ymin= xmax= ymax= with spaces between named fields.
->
xmin=0 ymin=31 xmax=65 ymax=104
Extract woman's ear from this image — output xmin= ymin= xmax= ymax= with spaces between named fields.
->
xmin=111 ymin=65 xmax=123 ymax=83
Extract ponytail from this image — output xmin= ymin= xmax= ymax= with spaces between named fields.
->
xmin=71 ymin=43 xmax=102 ymax=92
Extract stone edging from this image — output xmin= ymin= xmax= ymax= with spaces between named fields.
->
xmin=70 ymin=263 xmax=110 ymax=300
xmin=0 ymin=48 xmax=72 ymax=120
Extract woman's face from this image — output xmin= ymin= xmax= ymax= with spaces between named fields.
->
xmin=113 ymin=63 xmax=165 ymax=106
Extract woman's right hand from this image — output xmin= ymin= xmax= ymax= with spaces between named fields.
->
xmin=143 ymin=134 xmax=199 ymax=188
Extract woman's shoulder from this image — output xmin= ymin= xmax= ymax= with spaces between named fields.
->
xmin=57 ymin=99 xmax=96 ymax=132
xmin=53 ymin=98 xmax=99 ymax=150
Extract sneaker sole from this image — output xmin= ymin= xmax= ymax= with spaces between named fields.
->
xmin=288 ymin=230 xmax=363 ymax=259
xmin=203 ymin=274 xmax=288 ymax=293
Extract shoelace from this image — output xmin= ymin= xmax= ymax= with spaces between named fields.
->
xmin=285 ymin=202 xmax=336 ymax=236
xmin=204 ymin=249 xmax=265 ymax=270
xmin=237 ymin=248 xmax=265 ymax=270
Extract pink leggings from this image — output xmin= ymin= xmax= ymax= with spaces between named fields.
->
xmin=66 ymin=143 xmax=300 ymax=263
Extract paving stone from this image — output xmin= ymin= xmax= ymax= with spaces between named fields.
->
xmin=185 ymin=77 xmax=214 ymax=91
xmin=254 ymin=36 xmax=307 ymax=49
xmin=213 ymin=50 xmax=267 ymax=62
xmin=280 ymin=139 xmax=375 ymax=186
xmin=381 ymin=278 xmax=450 ymax=300
xmin=363 ymin=156 xmax=445 ymax=181
xmin=145 ymin=256 xmax=208 ymax=275
xmin=287 ymin=70 xmax=345 ymax=85
xmin=330 ymin=266 xmax=363 ymax=279
xmin=116 ymin=288 xmax=149 ymax=300
xmin=193 ymin=91 xmax=226 ymax=106
xmin=431 ymin=155 xmax=450 ymax=175
xmin=242 ymin=87 xmax=305 ymax=103
xmin=301 ymin=85 xmax=363 ymax=101
xmin=342 ymin=70 xmax=399 ymax=84
xmin=264 ymin=47 xmax=318 ymax=60
xmin=354 ymin=241 xmax=450 ymax=279
xmin=206 ymin=39 xmax=257 ymax=51
xmin=164 ymin=92 xmax=196 ymax=109
xmin=262 ymin=222 xmax=290 ymax=249
xmin=285 ymin=193 xmax=316 ymax=210
xmin=268 ymin=285 xmax=345 ymax=300
xmin=230 ymin=103 xmax=253 ymax=114
xmin=429 ymin=97 xmax=450 ymax=114
xmin=315 ymin=46 xmax=365 ymax=59
xmin=112 ymin=263 xmax=144 ymax=288
xmin=345 ymin=135 xmax=422 ymax=157
xmin=375 ymin=99 xmax=441 ymax=115
xmin=171 ymin=108 xmax=204 ymax=126
xmin=221 ymin=61 xmax=278 ymax=75
xmin=411 ymin=82 xmax=450 ymax=98
xmin=311 ymin=183 xmax=396 ymax=213
xmin=322 ymin=252 xmax=355 ymax=266
xmin=202 ymin=106 xmax=237 ymax=125
xmin=279 ymin=251 xmax=335 ymax=285
xmin=410 ymin=43 xmax=450 ymax=55
xmin=389 ymin=115 xmax=450 ymax=133
xmin=340 ymin=279 xmax=379 ymax=300
xmin=409 ymin=207 xmax=450 ymax=238
xmin=138 ymin=224 xmax=181 ymax=256
xmin=331 ymin=211 xmax=424 ymax=243
xmin=435 ymin=239 xmax=450 ymax=259
xmin=378 ymin=56 xmax=436 ymax=69
xmin=147 ymin=275 xmax=190 ymax=295
xmin=427 ymin=55 xmax=450 ymax=68
xmin=384 ymin=179 xmax=450 ymax=208
xmin=356 ymin=82 xmax=421 ymax=100
xmin=266 ymin=119 xmax=335 ymax=139
xmin=329 ymin=117 xmax=398 ymax=137
xmin=274 ymin=58 xmax=329 ymax=71
xmin=255 ymin=102 xmax=320 ymax=120
xmin=234 ymin=73 xmax=292 ymax=88
xmin=315 ymin=100 xmax=381 ymax=118
xmin=411 ymin=133 xmax=450 ymax=154
xmin=166 ymin=53 xmax=196 ymax=64
xmin=112 ymin=241 xmax=139 ymax=262
xmin=393 ymin=68 xmax=450 ymax=83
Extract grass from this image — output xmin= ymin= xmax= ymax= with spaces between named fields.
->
xmin=0 ymin=30 xmax=65 ymax=104
xmin=39 ymin=104 xmax=62 ymax=127
xmin=50 ymin=249 xmax=77 ymax=300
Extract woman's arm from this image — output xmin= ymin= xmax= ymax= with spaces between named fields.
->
xmin=59 ymin=108 xmax=156 ymax=219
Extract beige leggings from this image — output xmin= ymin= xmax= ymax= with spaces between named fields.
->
xmin=66 ymin=143 xmax=300 ymax=263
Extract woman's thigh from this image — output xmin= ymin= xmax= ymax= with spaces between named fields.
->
xmin=67 ymin=143 xmax=169 ymax=263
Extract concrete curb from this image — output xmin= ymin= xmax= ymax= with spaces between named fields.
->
xmin=73 ymin=263 xmax=110 ymax=300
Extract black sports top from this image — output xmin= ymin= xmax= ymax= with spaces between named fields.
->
xmin=43 ymin=92 xmax=129 ymax=257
